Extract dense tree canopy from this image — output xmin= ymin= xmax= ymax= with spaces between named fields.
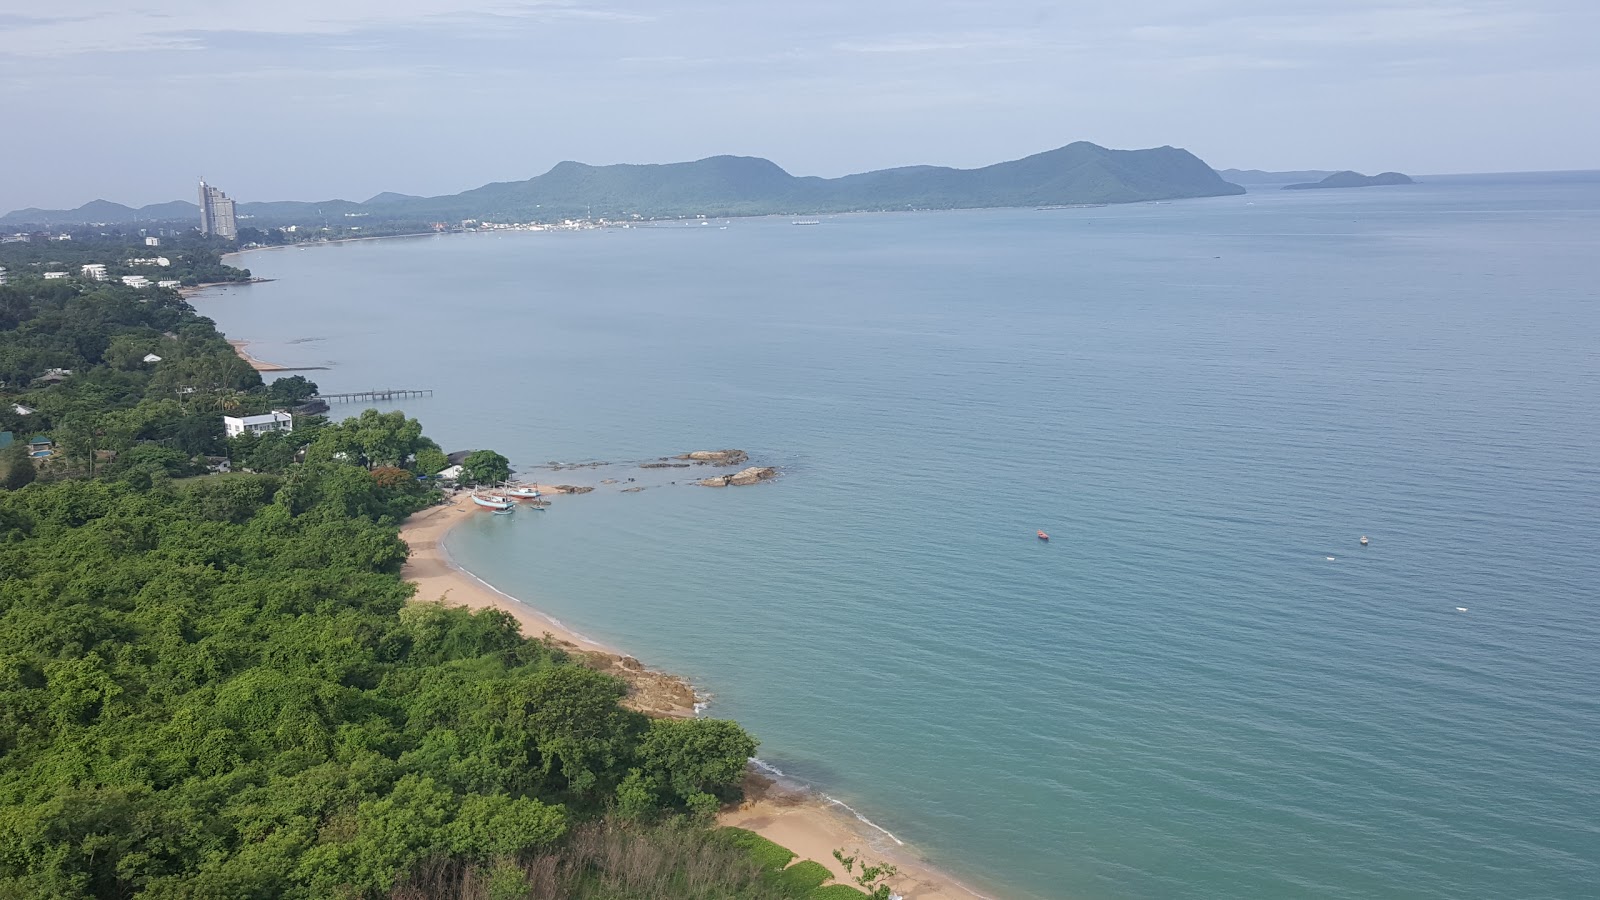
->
xmin=0 ymin=247 xmax=807 ymax=900
xmin=461 ymin=450 xmax=511 ymax=486
xmin=0 ymin=477 xmax=758 ymax=898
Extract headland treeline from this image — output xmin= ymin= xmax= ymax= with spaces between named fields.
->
xmin=0 ymin=259 xmax=906 ymax=898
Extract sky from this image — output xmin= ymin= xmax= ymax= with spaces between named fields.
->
xmin=2 ymin=0 xmax=1596 ymax=211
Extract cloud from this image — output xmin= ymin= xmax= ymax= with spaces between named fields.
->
xmin=833 ymin=31 xmax=1041 ymax=54
xmin=1127 ymin=4 xmax=1531 ymax=47
xmin=0 ymin=0 xmax=646 ymax=57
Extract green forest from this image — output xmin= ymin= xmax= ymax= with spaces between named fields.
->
xmin=0 ymin=263 xmax=878 ymax=898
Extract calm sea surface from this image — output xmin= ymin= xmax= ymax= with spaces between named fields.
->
xmin=198 ymin=174 xmax=1600 ymax=900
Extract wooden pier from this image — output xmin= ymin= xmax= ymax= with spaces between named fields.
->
xmin=314 ymin=389 xmax=434 ymax=404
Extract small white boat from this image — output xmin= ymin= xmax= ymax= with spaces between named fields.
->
xmin=1359 ymin=535 xmax=1369 ymax=547
xmin=506 ymin=485 xmax=542 ymax=500
xmin=471 ymin=493 xmax=514 ymax=511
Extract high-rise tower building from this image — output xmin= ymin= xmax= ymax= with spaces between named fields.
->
xmin=198 ymin=180 xmax=238 ymax=240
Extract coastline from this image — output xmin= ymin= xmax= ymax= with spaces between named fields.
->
xmin=397 ymin=492 xmax=997 ymax=900
xmin=226 ymin=338 xmax=328 ymax=374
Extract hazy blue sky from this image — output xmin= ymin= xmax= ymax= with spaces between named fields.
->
xmin=3 ymin=0 xmax=1595 ymax=211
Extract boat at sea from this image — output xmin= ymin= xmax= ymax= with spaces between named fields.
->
xmin=792 ymin=220 xmax=821 ymax=226
xmin=1037 ymin=530 xmax=1050 ymax=541
xmin=471 ymin=493 xmax=514 ymax=510
xmin=1036 ymin=203 xmax=1108 ymax=210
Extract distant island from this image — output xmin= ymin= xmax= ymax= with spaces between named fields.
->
xmin=3 ymin=142 xmax=1245 ymax=229
xmin=1282 ymin=171 xmax=1415 ymax=191
xmin=1214 ymin=168 xmax=1339 ymax=185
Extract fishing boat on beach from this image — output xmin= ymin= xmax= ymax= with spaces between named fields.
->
xmin=471 ymin=493 xmax=514 ymax=511
xmin=506 ymin=485 xmax=542 ymax=500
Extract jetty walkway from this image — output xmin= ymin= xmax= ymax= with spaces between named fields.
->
xmin=315 ymin=389 xmax=434 ymax=404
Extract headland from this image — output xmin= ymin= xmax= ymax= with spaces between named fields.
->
xmin=398 ymin=488 xmax=997 ymax=900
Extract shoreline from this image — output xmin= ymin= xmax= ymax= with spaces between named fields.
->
xmin=226 ymin=338 xmax=328 ymax=374
xmin=397 ymin=492 xmax=997 ymax=900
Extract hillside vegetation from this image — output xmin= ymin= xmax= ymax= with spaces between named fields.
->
xmin=0 ymin=268 xmax=794 ymax=899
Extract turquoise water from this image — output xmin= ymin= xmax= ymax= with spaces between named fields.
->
xmin=198 ymin=175 xmax=1600 ymax=900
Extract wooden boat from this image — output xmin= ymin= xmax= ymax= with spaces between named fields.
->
xmin=506 ymin=486 xmax=543 ymax=500
xmin=1037 ymin=530 xmax=1049 ymax=541
xmin=471 ymin=493 xmax=514 ymax=511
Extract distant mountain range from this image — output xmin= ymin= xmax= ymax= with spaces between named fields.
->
xmin=2 ymin=142 xmax=1245 ymax=228
xmin=1282 ymin=171 xmax=1415 ymax=190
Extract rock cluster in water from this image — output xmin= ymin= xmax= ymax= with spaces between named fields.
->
xmin=698 ymin=466 xmax=778 ymax=487
xmin=674 ymin=449 xmax=750 ymax=466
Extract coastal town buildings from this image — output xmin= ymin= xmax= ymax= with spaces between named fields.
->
xmin=43 ymin=272 xmax=68 ymax=279
xmin=80 ymin=263 xmax=108 ymax=280
xmin=0 ymin=266 xmax=7 ymax=285
xmin=198 ymin=180 xmax=238 ymax=240
xmin=121 ymin=275 xmax=152 ymax=288
xmin=128 ymin=257 xmax=170 ymax=266
xmin=222 ymin=411 xmax=293 ymax=439
xmin=158 ymin=280 xmax=181 ymax=289
xmin=145 ymin=236 xmax=161 ymax=246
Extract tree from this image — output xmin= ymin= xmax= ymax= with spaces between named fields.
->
xmin=833 ymin=849 xmax=900 ymax=900
xmin=267 ymin=374 xmax=318 ymax=406
xmin=459 ymin=450 xmax=510 ymax=486
xmin=415 ymin=446 xmax=449 ymax=476
xmin=3 ymin=440 xmax=36 ymax=489
xmin=638 ymin=718 xmax=758 ymax=805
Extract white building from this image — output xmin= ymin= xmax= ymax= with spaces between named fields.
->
xmin=223 ymin=411 xmax=294 ymax=439
xmin=12 ymin=404 xmax=34 ymax=416
xmin=143 ymin=353 xmax=163 ymax=363
xmin=43 ymin=272 xmax=68 ymax=279
xmin=128 ymin=257 xmax=170 ymax=267
xmin=121 ymin=275 xmax=152 ymax=288
xmin=145 ymin=236 xmax=161 ymax=246
xmin=0 ymin=266 xmax=6 ymax=285
xmin=157 ymin=280 xmax=181 ymax=288
xmin=80 ymin=264 xmax=108 ymax=281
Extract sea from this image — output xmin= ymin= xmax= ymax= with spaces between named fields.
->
xmin=197 ymin=172 xmax=1600 ymax=900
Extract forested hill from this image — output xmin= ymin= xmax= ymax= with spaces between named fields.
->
xmin=1 ymin=271 xmax=878 ymax=898
xmin=4 ymin=142 xmax=1244 ymax=227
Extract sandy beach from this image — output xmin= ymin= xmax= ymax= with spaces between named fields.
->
xmin=227 ymin=339 xmax=289 ymax=372
xmin=397 ymin=491 xmax=996 ymax=900
xmin=226 ymin=338 xmax=329 ymax=374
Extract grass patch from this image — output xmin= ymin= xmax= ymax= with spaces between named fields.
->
xmin=774 ymin=859 xmax=832 ymax=894
xmin=719 ymin=827 xmax=798 ymax=871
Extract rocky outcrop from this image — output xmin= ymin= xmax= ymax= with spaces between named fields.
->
xmin=640 ymin=462 xmax=691 ymax=469
xmin=698 ymin=466 xmax=778 ymax=487
xmin=549 ymin=484 xmax=595 ymax=494
xmin=675 ymin=449 xmax=749 ymax=466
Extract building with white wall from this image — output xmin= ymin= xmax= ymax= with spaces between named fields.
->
xmin=223 ymin=411 xmax=293 ymax=439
